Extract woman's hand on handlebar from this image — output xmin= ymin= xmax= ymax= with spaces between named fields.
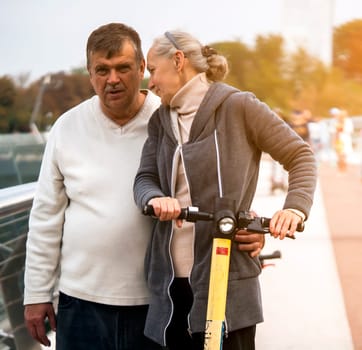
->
xmin=269 ymin=209 xmax=302 ymax=239
xmin=148 ymin=197 xmax=183 ymax=227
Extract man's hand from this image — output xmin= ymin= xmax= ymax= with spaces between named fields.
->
xmin=234 ymin=229 xmax=265 ymax=258
xmin=24 ymin=303 xmax=56 ymax=347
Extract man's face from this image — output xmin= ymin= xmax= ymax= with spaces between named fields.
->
xmin=88 ymin=41 xmax=145 ymax=122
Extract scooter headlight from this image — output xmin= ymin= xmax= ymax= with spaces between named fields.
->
xmin=217 ymin=217 xmax=236 ymax=235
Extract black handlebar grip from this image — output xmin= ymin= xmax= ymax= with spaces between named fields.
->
xmin=261 ymin=217 xmax=304 ymax=232
xmin=142 ymin=205 xmax=193 ymax=220
xmin=259 ymin=250 xmax=282 ymax=261
xmin=142 ymin=205 xmax=154 ymax=216
xmin=142 ymin=205 xmax=213 ymax=222
xmin=143 ymin=205 xmax=188 ymax=217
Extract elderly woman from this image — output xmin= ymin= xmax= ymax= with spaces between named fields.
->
xmin=134 ymin=30 xmax=317 ymax=350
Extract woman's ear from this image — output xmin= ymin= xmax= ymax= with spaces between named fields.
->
xmin=174 ymin=51 xmax=185 ymax=70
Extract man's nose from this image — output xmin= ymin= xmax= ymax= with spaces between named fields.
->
xmin=107 ymin=69 xmax=120 ymax=84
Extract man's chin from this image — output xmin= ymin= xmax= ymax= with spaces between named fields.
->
xmin=106 ymin=94 xmax=128 ymax=108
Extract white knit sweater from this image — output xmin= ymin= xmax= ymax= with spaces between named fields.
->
xmin=24 ymin=91 xmax=160 ymax=306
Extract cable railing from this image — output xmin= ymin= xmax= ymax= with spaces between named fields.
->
xmin=0 ymin=182 xmax=41 ymax=350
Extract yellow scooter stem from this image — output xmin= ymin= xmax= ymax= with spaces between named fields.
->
xmin=204 ymin=237 xmax=231 ymax=350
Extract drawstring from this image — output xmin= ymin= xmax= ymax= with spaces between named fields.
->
xmin=214 ymin=130 xmax=223 ymax=197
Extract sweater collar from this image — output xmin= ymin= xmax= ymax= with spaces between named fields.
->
xmin=94 ymin=90 xmax=157 ymax=131
xmin=158 ymin=82 xmax=239 ymax=143
xmin=170 ymin=73 xmax=210 ymax=116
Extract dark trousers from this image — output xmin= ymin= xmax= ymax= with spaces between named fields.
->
xmin=56 ymin=292 xmax=162 ymax=350
xmin=166 ymin=278 xmax=256 ymax=350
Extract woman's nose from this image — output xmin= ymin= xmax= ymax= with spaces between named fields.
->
xmin=148 ymin=79 xmax=156 ymax=92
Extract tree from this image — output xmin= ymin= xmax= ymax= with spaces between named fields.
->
xmin=213 ymin=35 xmax=291 ymax=111
xmin=39 ymin=72 xmax=94 ymax=129
xmin=333 ymin=19 xmax=362 ymax=82
xmin=0 ymin=71 xmax=94 ymax=133
xmin=211 ymin=41 xmax=251 ymax=90
xmin=0 ymin=76 xmax=17 ymax=132
xmin=2 ymin=21 xmax=362 ymax=133
xmin=0 ymin=76 xmax=16 ymax=107
xmin=246 ymin=34 xmax=289 ymax=109
xmin=284 ymin=48 xmax=329 ymax=115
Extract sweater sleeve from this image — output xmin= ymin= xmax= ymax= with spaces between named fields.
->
xmin=24 ymin=124 xmax=68 ymax=304
xmin=243 ymin=94 xmax=317 ymax=219
xmin=134 ymin=112 xmax=166 ymax=209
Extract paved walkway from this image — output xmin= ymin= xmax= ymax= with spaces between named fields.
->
xmin=318 ymin=162 xmax=362 ymax=350
xmin=254 ymin=158 xmax=359 ymax=349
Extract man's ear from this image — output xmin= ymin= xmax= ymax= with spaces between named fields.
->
xmin=139 ymin=58 xmax=146 ymax=74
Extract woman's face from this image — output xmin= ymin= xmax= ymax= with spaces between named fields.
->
xmin=147 ymin=47 xmax=183 ymax=105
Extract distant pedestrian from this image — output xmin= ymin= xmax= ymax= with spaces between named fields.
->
xmin=359 ymin=129 xmax=362 ymax=182
xmin=331 ymin=108 xmax=354 ymax=172
xmin=288 ymin=109 xmax=311 ymax=144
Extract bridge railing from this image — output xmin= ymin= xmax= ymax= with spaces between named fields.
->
xmin=0 ymin=182 xmax=41 ymax=350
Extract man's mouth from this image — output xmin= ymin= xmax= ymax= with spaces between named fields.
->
xmin=106 ymin=89 xmax=124 ymax=99
xmin=108 ymin=88 xmax=122 ymax=94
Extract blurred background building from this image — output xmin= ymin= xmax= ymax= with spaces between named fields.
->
xmin=282 ymin=0 xmax=334 ymax=65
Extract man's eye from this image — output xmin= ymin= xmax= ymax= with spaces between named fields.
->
xmin=117 ymin=66 xmax=130 ymax=73
xmin=96 ymin=67 xmax=108 ymax=75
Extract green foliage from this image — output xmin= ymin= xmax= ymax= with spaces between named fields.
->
xmin=0 ymin=72 xmax=94 ymax=132
xmin=211 ymin=25 xmax=362 ymax=117
xmin=40 ymin=72 xmax=94 ymax=122
xmin=0 ymin=76 xmax=16 ymax=107
xmin=0 ymin=76 xmax=17 ymax=132
xmin=2 ymin=19 xmax=362 ymax=133
xmin=245 ymin=35 xmax=289 ymax=109
xmin=333 ymin=19 xmax=362 ymax=82
xmin=211 ymin=41 xmax=251 ymax=89
xmin=212 ymin=35 xmax=291 ymax=110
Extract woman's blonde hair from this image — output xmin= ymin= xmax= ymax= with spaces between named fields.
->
xmin=151 ymin=30 xmax=228 ymax=82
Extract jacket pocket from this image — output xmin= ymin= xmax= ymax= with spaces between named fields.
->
xmin=228 ymin=248 xmax=261 ymax=280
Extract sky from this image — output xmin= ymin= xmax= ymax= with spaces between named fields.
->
xmin=1 ymin=0 xmax=362 ymax=83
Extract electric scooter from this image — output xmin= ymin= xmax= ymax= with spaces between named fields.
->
xmin=143 ymin=197 xmax=303 ymax=350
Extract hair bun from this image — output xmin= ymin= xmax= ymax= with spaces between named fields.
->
xmin=202 ymin=45 xmax=217 ymax=57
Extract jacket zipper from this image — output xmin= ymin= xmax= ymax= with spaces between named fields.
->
xmin=179 ymin=146 xmax=196 ymax=337
xmin=163 ymin=219 xmax=176 ymax=346
xmin=224 ymin=318 xmax=229 ymax=338
xmin=162 ymin=144 xmax=181 ymax=346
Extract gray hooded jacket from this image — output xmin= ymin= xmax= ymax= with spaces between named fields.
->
xmin=134 ymin=83 xmax=317 ymax=345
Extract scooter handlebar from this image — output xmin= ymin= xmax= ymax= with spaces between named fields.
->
xmin=142 ymin=205 xmax=304 ymax=236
